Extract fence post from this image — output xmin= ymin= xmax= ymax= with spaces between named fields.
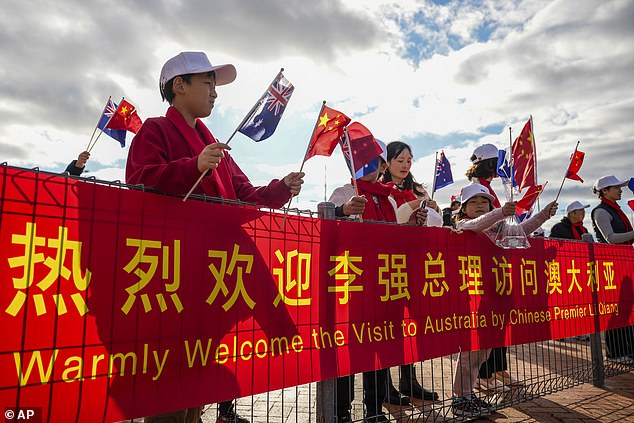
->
xmin=582 ymin=232 xmax=605 ymax=387
xmin=316 ymin=202 xmax=336 ymax=423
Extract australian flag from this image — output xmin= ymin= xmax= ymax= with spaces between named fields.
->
xmin=497 ymin=148 xmax=517 ymax=187
xmin=97 ymin=98 xmax=127 ymax=147
xmin=238 ymin=71 xmax=294 ymax=142
xmin=433 ymin=151 xmax=453 ymax=192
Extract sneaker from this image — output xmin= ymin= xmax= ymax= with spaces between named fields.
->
xmin=451 ymin=395 xmax=490 ymax=417
xmin=216 ymin=410 xmax=249 ymax=423
xmin=469 ymin=392 xmax=494 ymax=412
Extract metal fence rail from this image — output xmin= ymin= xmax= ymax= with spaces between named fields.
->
xmin=191 ymin=337 xmax=632 ymax=423
xmin=1 ymin=165 xmax=632 ymax=423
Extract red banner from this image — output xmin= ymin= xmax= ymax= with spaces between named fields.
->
xmin=1 ymin=166 xmax=633 ymax=422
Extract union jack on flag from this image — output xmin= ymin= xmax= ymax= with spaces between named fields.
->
xmin=238 ymin=71 xmax=294 ymax=142
xmin=265 ymin=76 xmax=294 ymax=116
xmin=97 ymin=97 xmax=127 ymax=147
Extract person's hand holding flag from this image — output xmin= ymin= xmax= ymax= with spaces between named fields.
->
xmin=283 ymin=172 xmax=305 ymax=196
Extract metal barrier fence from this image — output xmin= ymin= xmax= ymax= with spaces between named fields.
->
xmin=192 ymin=333 xmax=633 ymax=422
xmin=1 ymin=165 xmax=632 ymax=423
xmin=194 ymin=199 xmax=633 ymax=423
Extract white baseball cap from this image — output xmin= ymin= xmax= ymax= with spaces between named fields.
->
xmin=470 ymin=144 xmax=499 ymax=163
xmin=593 ymin=175 xmax=628 ymax=191
xmin=460 ymin=183 xmax=495 ymax=204
xmin=566 ymin=201 xmax=590 ymax=214
xmin=160 ymin=52 xmax=237 ymax=93
xmin=376 ymin=139 xmax=388 ymax=162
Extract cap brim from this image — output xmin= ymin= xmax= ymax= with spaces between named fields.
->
xmin=462 ymin=192 xmax=495 ymax=204
xmin=211 ymin=64 xmax=237 ymax=86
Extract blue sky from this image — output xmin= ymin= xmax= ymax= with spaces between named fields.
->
xmin=1 ymin=0 xmax=633 ymax=232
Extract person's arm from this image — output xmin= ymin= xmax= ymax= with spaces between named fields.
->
xmin=593 ymin=208 xmax=634 ymax=244
xmin=125 ymin=120 xmax=202 ymax=194
xmin=64 ymin=160 xmax=84 ymax=176
xmin=65 ymin=151 xmax=90 ymax=176
xmin=328 ymin=187 xmax=366 ymax=219
xmin=456 ymin=208 xmax=506 ymax=233
xmin=520 ymin=202 xmax=557 ymax=235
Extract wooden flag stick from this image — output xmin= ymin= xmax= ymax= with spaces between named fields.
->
xmin=183 ymin=69 xmax=284 ymax=202
xmin=554 ymin=140 xmax=580 ymax=203
xmin=431 ymin=151 xmax=438 ymax=201
xmin=280 ymin=101 xmax=327 ymax=229
xmin=343 ymin=127 xmax=363 ymax=222
xmin=86 ymin=96 xmax=112 ymax=151
xmin=87 ymin=130 xmax=105 ymax=153
xmin=509 ymin=126 xmax=514 ymax=202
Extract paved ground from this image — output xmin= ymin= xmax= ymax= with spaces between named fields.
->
xmin=137 ymin=338 xmax=633 ymax=422
xmin=197 ymin=370 xmax=634 ymax=422
xmin=472 ymin=371 xmax=634 ymax=422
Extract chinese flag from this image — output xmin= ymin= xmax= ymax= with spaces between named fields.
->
xmin=516 ymin=184 xmax=543 ymax=215
xmin=566 ymin=150 xmax=585 ymax=183
xmin=304 ymin=105 xmax=351 ymax=162
xmin=512 ymin=119 xmax=536 ymax=191
xmin=106 ymin=99 xmax=143 ymax=134
xmin=341 ymin=122 xmax=382 ymax=173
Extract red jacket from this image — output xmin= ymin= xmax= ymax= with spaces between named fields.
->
xmin=126 ymin=107 xmax=291 ymax=209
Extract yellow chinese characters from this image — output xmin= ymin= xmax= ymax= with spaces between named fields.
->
xmin=328 ymin=250 xmax=363 ymax=304
xmin=567 ymin=260 xmax=582 ymax=293
xmin=122 ymin=238 xmax=184 ymax=314
xmin=491 ymin=256 xmax=513 ymax=295
xmin=6 ymin=222 xmax=91 ymax=316
xmin=603 ymin=262 xmax=616 ymax=290
xmin=520 ymin=258 xmax=538 ymax=296
xmin=458 ymin=255 xmax=484 ymax=295
xmin=273 ymin=249 xmax=312 ymax=307
xmin=545 ymin=259 xmax=562 ymax=295
xmin=378 ymin=254 xmax=410 ymax=302
xmin=422 ymin=252 xmax=449 ymax=297
xmin=207 ymin=244 xmax=255 ymax=311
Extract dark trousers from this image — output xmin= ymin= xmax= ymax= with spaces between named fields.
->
xmin=478 ymin=346 xmax=507 ymax=378
xmin=335 ymin=375 xmax=355 ymax=417
xmin=363 ymin=369 xmax=387 ymax=417
xmin=335 ymin=369 xmax=388 ymax=417
xmin=606 ymin=326 xmax=634 ymax=358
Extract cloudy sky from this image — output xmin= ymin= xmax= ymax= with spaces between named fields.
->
xmin=1 ymin=0 xmax=633 ymax=231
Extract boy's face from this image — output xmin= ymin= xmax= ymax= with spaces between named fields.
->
xmin=178 ymin=73 xmax=217 ymax=118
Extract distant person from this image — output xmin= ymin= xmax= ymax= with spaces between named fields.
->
xmin=442 ymin=197 xmax=461 ymax=227
xmin=591 ymin=175 xmax=634 ymax=360
xmin=549 ymin=201 xmax=590 ymax=240
xmin=64 ymin=151 xmax=90 ymax=176
xmin=465 ymin=143 xmax=501 ymax=208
